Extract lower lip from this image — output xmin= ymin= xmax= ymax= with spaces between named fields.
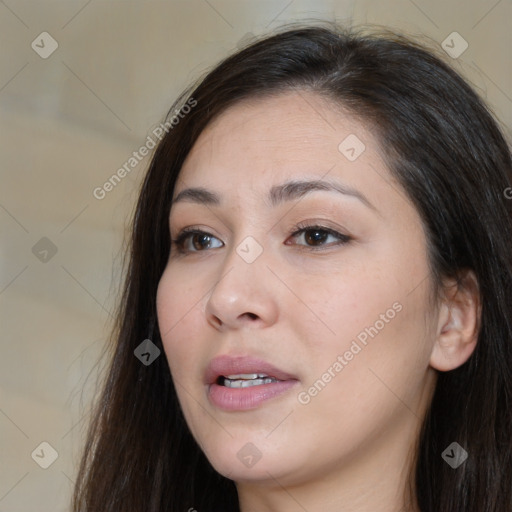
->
xmin=207 ymin=380 xmax=298 ymax=411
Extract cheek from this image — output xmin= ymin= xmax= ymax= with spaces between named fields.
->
xmin=315 ymin=284 xmax=433 ymax=411
xmin=296 ymin=265 xmax=399 ymax=359
xmin=156 ymin=267 xmax=204 ymax=377
xmin=299 ymin=251 xmax=434 ymax=405
xmin=292 ymin=296 xmax=433 ymax=463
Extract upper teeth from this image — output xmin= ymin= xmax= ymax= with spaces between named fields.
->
xmin=222 ymin=373 xmax=279 ymax=388
xmin=225 ymin=373 xmax=270 ymax=379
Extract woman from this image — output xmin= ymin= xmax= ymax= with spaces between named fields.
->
xmin=72 ymin=24 xmax=512 ymax=511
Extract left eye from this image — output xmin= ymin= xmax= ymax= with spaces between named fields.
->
xmin=288 ymin=226 xmax=350 ymax=248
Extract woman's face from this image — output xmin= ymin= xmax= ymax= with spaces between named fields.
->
xmin=157 ymin=91 xmax=438 ymax=491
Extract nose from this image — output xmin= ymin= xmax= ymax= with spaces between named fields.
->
xmin=205 ymin=243 xmax=279 ymax=331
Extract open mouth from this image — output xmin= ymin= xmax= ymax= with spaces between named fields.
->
xmin=205 ymin=354 xmax=299 ymax=410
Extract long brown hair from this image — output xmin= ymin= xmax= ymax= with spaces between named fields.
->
xmin=73 ymin=23 xmax=512 ymax=511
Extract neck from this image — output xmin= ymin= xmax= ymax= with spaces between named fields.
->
xmin=237 ymin=426 xmax=419 ymax=512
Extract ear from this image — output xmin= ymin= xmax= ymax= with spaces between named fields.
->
xmin=429 ymin=269 xmax=481 ymax=372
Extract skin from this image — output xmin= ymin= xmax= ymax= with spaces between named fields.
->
xmin=156 ymin=91 xmax=480 ymax=511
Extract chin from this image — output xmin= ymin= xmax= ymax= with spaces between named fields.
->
xmin=201 ymin=435 xmax=307 ymax=485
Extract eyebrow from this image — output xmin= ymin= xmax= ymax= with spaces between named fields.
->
xmin=171 ymin=179 xmax=376 ymax=211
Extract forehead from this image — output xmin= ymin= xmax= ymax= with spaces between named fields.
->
xmin=174 ymin=91 xmax=388 ymax=201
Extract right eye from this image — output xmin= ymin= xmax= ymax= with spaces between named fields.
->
xmin=171 ymin=229 xmax=224 ymax=253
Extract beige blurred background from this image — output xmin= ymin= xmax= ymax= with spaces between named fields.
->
xmin=0 ymin=0 xmax=510 ymax=510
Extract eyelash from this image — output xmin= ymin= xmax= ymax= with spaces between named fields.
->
xmin=170 ymin=222 xmax=351 ymax=254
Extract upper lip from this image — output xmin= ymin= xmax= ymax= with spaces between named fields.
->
xmin=204 ymin=355 xmax=298 ymax=385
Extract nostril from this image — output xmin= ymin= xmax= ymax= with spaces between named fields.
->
xmin=209 ymin=315 xmax=223 ymax=329
xmin=245 ymin=312 xmax=259 ymax=320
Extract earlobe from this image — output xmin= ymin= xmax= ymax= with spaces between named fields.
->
xmin=429 ymin=270 xmax=481 ymax=372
